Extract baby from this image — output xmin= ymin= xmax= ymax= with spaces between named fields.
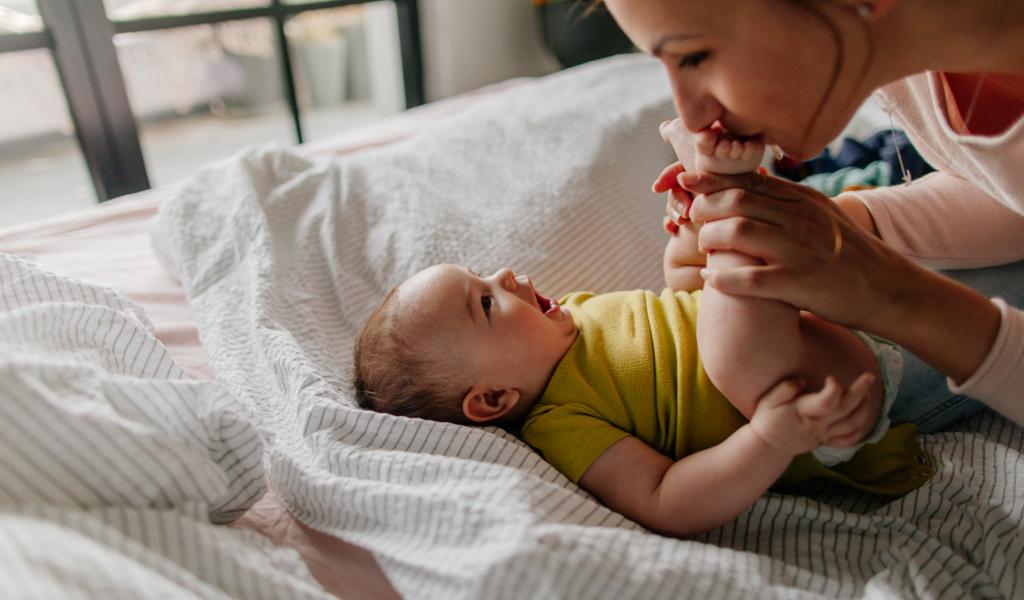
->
xmin=353 ymin=125 xmax=931 ymax=538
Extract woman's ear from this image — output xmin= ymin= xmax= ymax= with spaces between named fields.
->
xmin=462 ymin=386 xmax=521 ymax=423
xmin=854 ymin=0 xmax=896 ymax=22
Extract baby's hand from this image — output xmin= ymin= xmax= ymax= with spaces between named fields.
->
xmin=693 ymin=123 xmax=765 ymax=175
xmin=750 ymin=375 xmax=875 ymax=457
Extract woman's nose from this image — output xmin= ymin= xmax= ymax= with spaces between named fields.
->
xmin=669 ymin=75 xmax=721 ymax=133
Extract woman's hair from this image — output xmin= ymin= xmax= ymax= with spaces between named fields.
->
xmin=353 ymin=285 xmax=471 ymax=424
xmin=790 ymin=0 xmax=875 ymax=153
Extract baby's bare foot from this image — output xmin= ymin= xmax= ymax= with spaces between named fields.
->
xmin=694 ymin=125 xmax=765 ymax=175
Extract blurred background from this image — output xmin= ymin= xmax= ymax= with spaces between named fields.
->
xmin=0 ymin=0 xmax=635 ymax=227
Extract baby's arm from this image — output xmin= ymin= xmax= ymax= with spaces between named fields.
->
xmin=578 ymin=378 xmax=867 ymax=537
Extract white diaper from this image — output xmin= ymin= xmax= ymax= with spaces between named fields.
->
xmin=811 ymin=332 xmax=903 ymax=467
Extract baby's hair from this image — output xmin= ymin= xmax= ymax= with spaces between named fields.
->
xmin=353 ymin=284 xmax=471 ymax=424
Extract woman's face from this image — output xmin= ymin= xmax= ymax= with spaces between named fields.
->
xmin=604 ymin=0 xmax=872 ymax=159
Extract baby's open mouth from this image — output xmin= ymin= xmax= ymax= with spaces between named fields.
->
xmin=534 ymin=291 xmax=555 ymax=314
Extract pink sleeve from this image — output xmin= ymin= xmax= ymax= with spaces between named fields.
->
xmin=853 ymin=171 xmax=1024 ymax=269
xmin=950 ymin=299 xmax=1024 ymax=425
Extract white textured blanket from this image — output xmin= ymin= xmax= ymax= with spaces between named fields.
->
xmin=147 ymin=55 xmax=1023 ymax=599
xmin=0 ymin=255 xmax=331 ymax=598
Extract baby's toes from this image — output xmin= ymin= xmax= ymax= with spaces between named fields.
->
xmin=714 ymin=138 xmax=733 ymax=158
xmin=695 ymin=130 xmax=718 ymax=155
xmin=730 ymin=140 xmax=746 ymax=159
xmin=741 ymin=140 xmax=765 ymax=162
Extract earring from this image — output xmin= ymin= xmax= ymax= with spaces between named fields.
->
xmin=857 ymin=3 xmax=873 ymax=19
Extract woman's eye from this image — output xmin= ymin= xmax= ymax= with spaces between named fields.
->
xmin=678 ymin=50 xmax=710 ymax=69
xmin=481 ymin=295 xmax=492 ymax=316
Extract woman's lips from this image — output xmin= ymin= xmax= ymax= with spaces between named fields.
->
xmin=708 ymin=120 xmax=764 ymax=143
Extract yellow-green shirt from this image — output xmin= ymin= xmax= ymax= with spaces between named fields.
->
xmin=519 ymin=290 xmax=933 ymax=496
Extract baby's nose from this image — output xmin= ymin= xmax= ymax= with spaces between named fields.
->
xmin=494 ymin=268 xmax=517 ymax=289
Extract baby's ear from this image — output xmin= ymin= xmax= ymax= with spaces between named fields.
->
xmin=462 ymin=386 xmax=521 ymax=423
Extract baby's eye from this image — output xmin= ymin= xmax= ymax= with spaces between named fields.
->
xmin=481 ymin=295 xmax=492 ymax=316
xmin=678 ymin=50 xmax=710 ymax=69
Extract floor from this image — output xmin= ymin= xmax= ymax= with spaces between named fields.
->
xmin=0 ymin=101 xmax=386 ymax=228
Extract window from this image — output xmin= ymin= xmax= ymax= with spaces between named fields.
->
xmin=0 ymin=47 xmax=93 ymax=226
xmin=0 ymin=0 xmax=421 ymax=225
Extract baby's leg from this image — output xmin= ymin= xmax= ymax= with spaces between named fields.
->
xmin=697 ymin=248 xmax=884 ymax=429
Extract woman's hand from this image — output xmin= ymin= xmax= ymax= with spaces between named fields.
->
xmin=653 ymin=162 xmax=706 ymax=291
xmin=652 ymin=161 xmax=693 ymax=236
xmin=680 ymin=170 xmax=918 ymax=332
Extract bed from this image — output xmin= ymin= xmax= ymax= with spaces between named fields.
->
xmin=1 ymin=55 xmax=1021 ymax=599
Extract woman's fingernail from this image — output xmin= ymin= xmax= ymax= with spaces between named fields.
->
xmin=680 ymin=172 xmax=700 ymax=187
xmin=666 ymin=221 xmax=680 ymax=235
xmin=757 ymin=166 xmax=768 ymax=175
xmin=700 ymin=268 xmax=710 ymax=279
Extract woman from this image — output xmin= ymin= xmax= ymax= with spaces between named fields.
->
xmin=602 ymin=0 xmax=1024 ymax=430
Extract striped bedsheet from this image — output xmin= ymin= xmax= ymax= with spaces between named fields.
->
xmin=0 ymin=255 xmax=333 ymax=598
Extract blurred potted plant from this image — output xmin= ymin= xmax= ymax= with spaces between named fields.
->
xmin=533 ymin=0 xmax=634 ymax=68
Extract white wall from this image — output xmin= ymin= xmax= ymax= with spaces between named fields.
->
xmin=418 ymin=0 xmax=560 ymax=102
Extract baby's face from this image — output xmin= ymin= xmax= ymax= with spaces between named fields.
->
xmin=398 ymin=264 xmax=578 ymax=399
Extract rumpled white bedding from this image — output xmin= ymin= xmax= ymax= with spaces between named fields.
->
xmin=0 ymin=254 xmax=332 ymax=598
xmin=8 ymin=54 xmax=1015 ymax=598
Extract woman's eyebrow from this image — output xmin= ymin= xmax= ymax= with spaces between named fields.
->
xmin=652 ymin=33 xmax=701 ymax=57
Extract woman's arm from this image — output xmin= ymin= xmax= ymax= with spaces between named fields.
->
xmin=842 ymin=170 xmax=1024 ymax=268
xmin=681 ymin=171 xmax=1012 ymax=418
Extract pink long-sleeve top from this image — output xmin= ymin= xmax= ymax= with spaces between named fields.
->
xmin=852 ymin=71 xmax=1024 ymax=424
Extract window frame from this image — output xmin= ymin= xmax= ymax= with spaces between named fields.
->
xmin=0 ymin=0 xmax=423 ymax=201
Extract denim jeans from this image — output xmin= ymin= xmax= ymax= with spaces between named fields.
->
xmin=887 ymin=260 xmax=1024 ymax=434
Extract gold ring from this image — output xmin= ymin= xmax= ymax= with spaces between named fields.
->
xmin=830 ymin=217 xmax=843 ymax=260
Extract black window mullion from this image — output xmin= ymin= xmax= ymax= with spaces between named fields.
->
xmin=0 ymin=31 xmax=53 ymax=54
xmin=395 ymin=0 xmax=423 ymax=108
xmin=271 ymin=0 xmax=304 ymax=144
xmin=39 ymin=0 xmax=149 ymax=201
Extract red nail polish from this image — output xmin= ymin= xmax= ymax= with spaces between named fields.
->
xmin=666 ymin=221 xmax=680 ymax=234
